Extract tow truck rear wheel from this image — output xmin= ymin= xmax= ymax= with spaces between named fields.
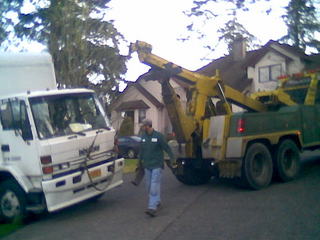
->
xmin=241 ymin=143 xmax=273 ymax=190
xmin=0 ymin=180 xmax=27 ymax=223
xmin=175 ymin=163 xmax=211 ymax=185
xmin=275 ymin=139 xmax=300 ymax=182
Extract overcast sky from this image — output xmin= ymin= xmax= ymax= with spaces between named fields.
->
xmin=109 ymin=0 xmax=289 ymax=84
xmin=4 ymin=0 xmax=289 ymax=88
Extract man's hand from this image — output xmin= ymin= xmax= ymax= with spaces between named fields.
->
xmin=171 ymin=162 xmax=178 ymax=169
xmin=165 ymin=159 xmax=183 ymax=175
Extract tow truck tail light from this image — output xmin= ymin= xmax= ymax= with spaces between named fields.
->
xmin=237 ymin=119 xmax=245 ymax=133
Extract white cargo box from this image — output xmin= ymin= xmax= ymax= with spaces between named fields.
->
xmin=0 ymin=52 xmax=57 ymax=96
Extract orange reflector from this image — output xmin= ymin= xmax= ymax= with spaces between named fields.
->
xmin=42 ymin=166 xmax=53 ymax=174
xmin=278 ymin=75 xmax=288 ymax=80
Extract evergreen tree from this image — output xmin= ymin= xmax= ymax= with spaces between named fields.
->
xmin=217 ymin=16 xmax=258 ymax=53
xmin=182 ymin=0 xmax=268 ymax=58
xmin=0 ymin=0 xmax=127 ymax=101
xmin=281 ymin=0 xmax=320 ymax=52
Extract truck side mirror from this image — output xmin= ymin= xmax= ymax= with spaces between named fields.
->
xmin=20 ymin=101 xmax=33 ymax=141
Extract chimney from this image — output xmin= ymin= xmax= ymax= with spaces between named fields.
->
xmin=232 ymin=37 xmax=247 ymax=61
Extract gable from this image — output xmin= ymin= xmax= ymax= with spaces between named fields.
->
xmin=110 ymin=82 xmax=163 ymax=112
xmin=244 ymin=47 xmax=293 ymax=68
xmin=114 ymin=100 xmax=150 ymax=111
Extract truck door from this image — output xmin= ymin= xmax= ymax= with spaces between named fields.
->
xmin=0 ymin=98 xmax=40 ymax=177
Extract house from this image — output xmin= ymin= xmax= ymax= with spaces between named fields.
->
xmin=198 ymin=38 xmax=320 ymax=94
xmin=109 ymin=77 xmax=188 ymax=135
xmin=110 ymin=39 xmax=320 ymax=135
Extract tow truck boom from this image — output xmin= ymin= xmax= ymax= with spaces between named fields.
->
xmin=130 ymin=41 xmax=267 ymax=157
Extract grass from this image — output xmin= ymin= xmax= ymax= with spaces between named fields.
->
xmin=123 ymin=159 xmax=138 ymax=173
xmin=0 ymin=223 xmax=23 ymax=238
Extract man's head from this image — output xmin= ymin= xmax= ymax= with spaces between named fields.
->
xmin=141 ymin=119 xmax=153 ymax=134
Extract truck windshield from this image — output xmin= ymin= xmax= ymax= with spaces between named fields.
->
xmin=29 ymin=93 xmax=110 ymax=139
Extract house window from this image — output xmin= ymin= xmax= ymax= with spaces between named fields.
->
xmin=139 ymin=109 xmax=146 ymax=123
xmin=259 ymin=64 xmax=282 ymax=83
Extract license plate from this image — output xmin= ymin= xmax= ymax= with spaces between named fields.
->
xmin=89 ymin=169 xmax=101 ymax=179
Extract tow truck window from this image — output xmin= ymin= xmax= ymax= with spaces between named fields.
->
xmin=29 ymin=93 xmax=110 ymax=139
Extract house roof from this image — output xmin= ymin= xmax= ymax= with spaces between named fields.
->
xmin=243 ymin=47 xmax=293 ymax=68
xmin=134 ymin=83 xmax=164 ymax=108
xmin=110 ymin=81 xmax=164 ymax=112
xmin=266 ymin=40 xmax=307 ymax=57
xmin=196 ymin=40 xmax=320 ymax=92
xmin=114 ymin=100 xmax=150 ymax=111
xmin=196 ymin=54 xmax=251 ymax=91
xmin=304 ymin=53 xmax=320 ymax=69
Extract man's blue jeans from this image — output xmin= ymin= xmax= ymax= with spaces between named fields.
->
xmin=144 ymin=168 xmax=162 ymax=210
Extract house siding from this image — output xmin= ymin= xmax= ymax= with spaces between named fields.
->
xmin=111 ymin=81 xmax=172 ymax=135
xmin=111 ymin=86 xmax=159 ymax=135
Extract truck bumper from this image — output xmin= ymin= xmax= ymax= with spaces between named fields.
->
xmin=42 ymin=158 xmax=124 ymax=212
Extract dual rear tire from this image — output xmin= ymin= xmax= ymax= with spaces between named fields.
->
xmin=274 ymin=139 xmax=300 ymax=182
xmin=241 ymin=140 xmax=300 ymax=190
xmin=241 ymin=143 xmax=273 ymax=190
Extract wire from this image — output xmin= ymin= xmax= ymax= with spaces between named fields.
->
xmin=82 ymin=129 xmax=117 ymax=192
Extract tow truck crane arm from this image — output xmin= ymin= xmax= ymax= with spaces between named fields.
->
xmin=129 ymin=41 xmax=269 ymax=158
xmin=130 ymin=41 xmax=267 ymax=113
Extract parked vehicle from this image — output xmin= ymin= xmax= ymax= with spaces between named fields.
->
xmin=118 ymin=136 xmax=141 ymax=159
xmin=0 ymin=52 xmax=124 ymax=223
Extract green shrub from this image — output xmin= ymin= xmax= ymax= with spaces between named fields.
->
xmin=118 ymin=116 xmax=134 ymax=136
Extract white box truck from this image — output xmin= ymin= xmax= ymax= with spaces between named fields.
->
xmin=0 ymin=52 xmax=124 ymax=222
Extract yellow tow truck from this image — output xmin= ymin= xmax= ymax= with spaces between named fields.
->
xmin=130 ymin=41 xmax=320 ymax=189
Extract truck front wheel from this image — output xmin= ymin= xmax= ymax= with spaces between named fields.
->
xmin=241 ymin=143 xmax=273 ymax=190
xmin=275 ymin=139 xmax=300 ymax=182
xmin=0 ymin=180 xmax=27 ymax=223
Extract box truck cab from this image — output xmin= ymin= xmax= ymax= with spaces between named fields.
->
xmin=0 ymin=52 xmax=124 ymax=222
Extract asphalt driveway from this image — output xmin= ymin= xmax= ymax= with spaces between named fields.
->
xmin=2 ymin=151 xmax=320 ymax=240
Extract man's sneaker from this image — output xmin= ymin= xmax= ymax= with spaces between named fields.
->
xmin=156 ymin=203 xmax=162 ymax=211
xmin=131 ymin=180 xmax=138 ymax=186
xmin=145 ymin=208 xmax=157 ymax=217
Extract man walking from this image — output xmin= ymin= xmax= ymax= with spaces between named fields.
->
xmin=139 ymin=119 xmax=175 ymax=217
